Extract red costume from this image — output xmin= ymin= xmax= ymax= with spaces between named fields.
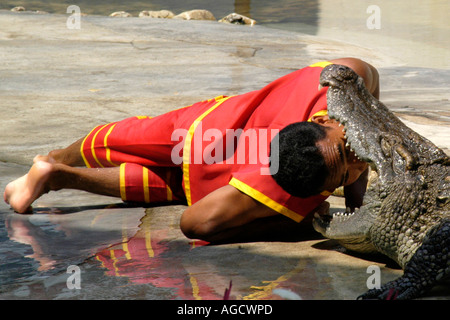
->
xmin=81 ymin=61 xmax=333 ymax=222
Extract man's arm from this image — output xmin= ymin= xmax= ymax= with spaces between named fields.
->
xmin=180 ymin=185 xmax=310 ymax=243
xmin=180 ymin=185 xmax=277 ymax=242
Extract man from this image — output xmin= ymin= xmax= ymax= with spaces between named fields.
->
xmin=4 ymin=57 xmax=379 ymax=243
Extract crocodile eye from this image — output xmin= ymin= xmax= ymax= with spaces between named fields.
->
xmin=381 ymin=137 xmax=391 ymax=157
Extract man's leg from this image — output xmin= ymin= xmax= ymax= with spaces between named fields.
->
xmin=4 ymin=161 xmax=120 ymax=214
xmin=34 ymin=137 xmax=85 ymax=166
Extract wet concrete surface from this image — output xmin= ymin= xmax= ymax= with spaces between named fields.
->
xmin=0 ymin=11 xmax=449 ymax=300
xmin=0 ymin=176 xmax=406 ymax=300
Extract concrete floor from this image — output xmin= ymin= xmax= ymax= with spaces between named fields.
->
xmin=0 ymin=175 xmax=406 ymax=300
xmin=0 ymin=10 xmax=448 ymax=300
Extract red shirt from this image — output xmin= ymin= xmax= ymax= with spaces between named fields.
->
xmin=183 ymin=61 xmax=333 ymax=222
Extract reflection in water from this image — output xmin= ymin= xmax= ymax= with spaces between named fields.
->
xmin=94 ymin=209 xmax=317 ymax=300
xmin=5 ymin=217 xmax=57 ymax=272
xmin=0 ymin=204 xmax=143 ymax=288
xmin=95 ymin=214 xmax=221 ymax=299
xmin=1 ymin=205 xmax=331 ymax=299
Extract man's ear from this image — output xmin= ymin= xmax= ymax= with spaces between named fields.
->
xmin=310 ymin=114 xmax=330 ymax=125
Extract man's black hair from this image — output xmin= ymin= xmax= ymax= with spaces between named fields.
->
xmin=270 ymin=122 xmax=329 ymax=198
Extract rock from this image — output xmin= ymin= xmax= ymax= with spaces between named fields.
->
xmin=139 ymin=10 xmax=175 ymax=19
xmin=10 ymin=7 xmax=48 ymax=14
xmin=109 ymin=11 xmax=132 ymax=18
xmin=11 ymin=6 xmax=26 ymax=12
xmin=219 ymin=13 xmax=256 ymax=26
xmin=174 ymin=9 xmax=216 ymax=21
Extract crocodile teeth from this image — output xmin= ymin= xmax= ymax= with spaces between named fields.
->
xmin=332 ymin=211 xmax=355 ymax=219
xmin=314 ymin=210 xmax=358 ymax=224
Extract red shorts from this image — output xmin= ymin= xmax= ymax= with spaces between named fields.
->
xmin=80 ymin=114 xmax=187 ymax=204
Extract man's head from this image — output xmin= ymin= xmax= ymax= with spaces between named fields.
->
xmin=270 ymin=114 xmax=368 ymax=198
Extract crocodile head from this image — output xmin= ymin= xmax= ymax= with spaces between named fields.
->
xmin=313 ymin=64 xmax=449 ymax=267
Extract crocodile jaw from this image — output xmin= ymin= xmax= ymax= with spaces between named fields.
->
xmin=312 ymin=193 xmax=379 ymax=252
xmin=312 ymin=64 xmax=387 ymax=252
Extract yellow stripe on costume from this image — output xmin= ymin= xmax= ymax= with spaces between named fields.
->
xmin=183 ymin=96 xmax=233 ymax=206
xmin=91 ymin=124 xmax=109 ymax=168
xmin=166 ymin=170 xmax=173 ymax=201
xmin=104 ymin=123 xmax=119 ymax=167
xmin=307 ymin=110 xmax=328 ymax=122
xmin=80 ymin=125 xmax=102 ymax=168
xmin=119 ymin=163 xmax=127 ymax=201
xmin=229 ymin=177 xmax=304 ymax=223
xmin=142 ymin=166 xmax=150 ymax=203
xmin=309 ymin=61 xmax=333 ymax=68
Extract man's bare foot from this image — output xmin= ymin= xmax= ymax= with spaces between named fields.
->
xmin=3 ymin=161 xmax=53 ymax=214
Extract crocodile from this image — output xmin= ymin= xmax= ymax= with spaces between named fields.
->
xmin=313 ymin=64 xmax=450 ymax=299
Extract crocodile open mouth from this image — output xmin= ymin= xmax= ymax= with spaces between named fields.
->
xmin=314 ymin=209 xmax=359 ymax=224
xmin=312 ymin=117 xmax=380 ymax=239
xmin=312 ymin=63 xmax=383 ymax=238
xmin=312 ymin=110 xmax=377 ymax=230
xmin=313 ymin=205 xmax=364 ymax=237
xmin=312 ymin=146 xmax=378 ymax=251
